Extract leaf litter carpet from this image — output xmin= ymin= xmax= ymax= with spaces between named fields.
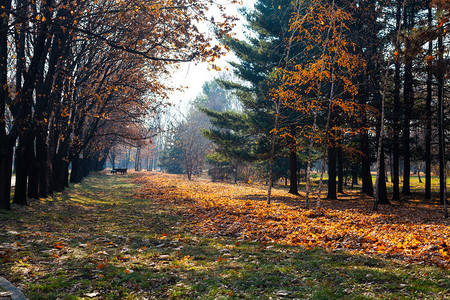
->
xmin=134 ymin=172 xmax=450 ymax=268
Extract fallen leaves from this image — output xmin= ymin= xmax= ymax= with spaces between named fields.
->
xmin=216 ymin=256 xmax=227 ymax=262
xmin=134 ymin=172 xmax=450 ymax=268
xmin=53 ymin=242 xmax=65 ymax=249
xmin=1 ymin=174 xmax=448 ymax=299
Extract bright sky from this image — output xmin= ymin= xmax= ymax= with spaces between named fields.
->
xmin=168 ymin=1 xmax=255 ymax=111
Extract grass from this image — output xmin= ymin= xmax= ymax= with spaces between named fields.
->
xmin=0 ymin=172 xmax=449 ymax=299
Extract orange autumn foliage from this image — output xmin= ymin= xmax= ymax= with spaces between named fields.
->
xmin=134 ymin=172 xmax=450 ymax=268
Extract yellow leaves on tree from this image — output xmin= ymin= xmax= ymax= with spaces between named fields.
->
xmin=275 ymin=0 xmax=365 ymax=120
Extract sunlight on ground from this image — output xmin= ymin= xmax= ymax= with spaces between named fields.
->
xmin=134 ymin=172 xmax=450 ymax=268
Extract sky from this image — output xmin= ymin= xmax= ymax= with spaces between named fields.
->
xmin=167 ymin=1 xmax=255 ymax=111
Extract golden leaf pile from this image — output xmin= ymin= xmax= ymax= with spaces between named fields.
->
xmin=134 ymin=173 xmax=450 ymax=268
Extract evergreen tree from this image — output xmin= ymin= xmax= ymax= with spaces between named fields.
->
xmin=202 ymin=0 xmax=301 ymax=194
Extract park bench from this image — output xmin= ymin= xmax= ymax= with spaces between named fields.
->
xmin=111 ymin=168 xmax=127 ymax=174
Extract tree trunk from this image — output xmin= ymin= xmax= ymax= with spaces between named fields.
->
xmin=27 ymin=135 xmax=39 ymax=199
xmin=288 ymin=142 xmax=299 ymax=195
xmin=110 ymin=150 xmax=116 ymax=170
xmin=0 ymin=139 xmax=13 ymax=210
xmin=351 ymin=166 xmax=358 ymax=188
xmin=373 ymin=59 xmax=390 ymax=210
xmin=305 ymin=108 xmax=319 ymax=209
xmin=402 ymin=6 xmax=415 ymax=196
xmin=82 ymin=158 xmax=91 ymax=178
xmin=392 ymin=57 xmax=401 ymax=199
xmin=402 ymin=60 xmax=412 ymax=196
xmin=186 ymin=165 xmax=192 ymax=180
xmin=13 ymin=134 xmax=29 ymax=205
xmin=327 ymin=144 xmax=337 ymax=200
xmin=266 ymin=140 xmax=276 ymax=204
xmin=36 ymin=130 xmax=48 ymax=198
xmin=358 ymin=77 xmax=374 ymax=196
xmin=266 ymin=101 xmax=280 ymax=205
xmin=437 ymin=33 xmax=447 ymax=217
xmin=52 ymin=153 xmax=66 ymax=192
xmin=135 ymin=147 xmax=141 ymax=171
xmin=425 ymin=5 xmax=433 ymax=200
xmin=98 ymin=156 xmax=107 ymax=171
xmin=0 ymin=0 xmax=12 ymax=210
xmin=70 ymin=155 xmax=82 ymax=183
xmin=338 ymin=145 xmax=344 ymax=193
xmin=63 ymin=160 xmax=69 ymax=188
xmin=375 ymin=147 xmax=389 ymax=206
xmin=391 ymin=0 xmax=402 ymax=201
xmin=46 ymin=126 xmax=58 ymax=195
xmin=417 ymin=164 xmax=422 ymax=183
xmin=361 ymin=129 xmax=373 ymax=196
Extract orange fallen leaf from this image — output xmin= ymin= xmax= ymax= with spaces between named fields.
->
xmin=53 ymin=242 xmax=65 ymax=249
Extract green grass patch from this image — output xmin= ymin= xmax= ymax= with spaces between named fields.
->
xmin=0 ymin=173 xmax=448 ymax=299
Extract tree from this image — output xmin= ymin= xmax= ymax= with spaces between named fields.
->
xmin=401 ymin=0 xmax=418 ymax=197
xmin=203 ymin=0 xmax=302 ymax=202
xmin=275 ymin=0 xmax=365 ymax=207
xmin=177 ymin=111 xmax=211 ymax=180
xmin=160 ymin=107 xmax=210 ymax=180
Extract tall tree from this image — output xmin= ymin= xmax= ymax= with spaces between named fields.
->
xmin=0 ymin=0 xmax=12 ymax=210
xmin=436 ymin=18 xmax=447 ymax=214
xmin=203 ymin=0 xmax=300 ymax=199
xmin=392 ymin=0 xmax=403 ymax=201
xmin=423 ymin=3 xmax=434 ymax=201
xmin=276 ymin=0 xmax=365 ymax=207
xmin=401 ymin=1 xmax=417 ymax=196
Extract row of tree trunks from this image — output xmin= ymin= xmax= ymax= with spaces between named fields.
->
xmin=2 ymin=0 xmax=218 ymax=210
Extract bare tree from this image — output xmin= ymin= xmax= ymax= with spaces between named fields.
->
xmin=176 ymin=111 xmax=210 ymax=180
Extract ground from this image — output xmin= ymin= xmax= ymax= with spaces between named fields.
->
xmin=0 ymin=172 xmax=449 ymax=299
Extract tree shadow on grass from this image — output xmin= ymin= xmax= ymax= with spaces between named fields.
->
xmin=1 ymin=174 xmax=449 ymax=299
xmin=14 ymin=237 xmax=449 ymax=299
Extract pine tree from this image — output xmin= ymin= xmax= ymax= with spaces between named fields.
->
xmin=202 ymin=0 xmax=300 ymax=195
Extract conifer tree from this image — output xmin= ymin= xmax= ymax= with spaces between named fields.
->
xmin=202 ymin=0 xmax=301 ymax=195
